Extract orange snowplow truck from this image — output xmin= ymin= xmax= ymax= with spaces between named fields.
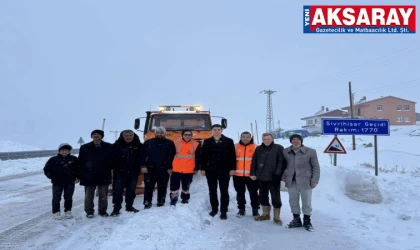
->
xmin=133 ymin=105 xmax=227 ymax=194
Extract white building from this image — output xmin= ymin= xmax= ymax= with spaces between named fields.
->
xmin=301 ymin=106 xmax=349 ymax=134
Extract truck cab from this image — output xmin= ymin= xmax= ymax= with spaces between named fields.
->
xmin=134 ymin=105 xmax=227 ymax=143
xmin=133 ymin=105 xmax=227 ymax=193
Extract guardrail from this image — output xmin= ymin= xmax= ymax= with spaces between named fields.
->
xmin=0 ymin=149 xmax=80 ymax=161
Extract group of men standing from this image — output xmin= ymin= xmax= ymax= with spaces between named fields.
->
xmin=78 ymin=129 xmax=144 ymax=217
xmin=44 ymin=124 xmax=320 ymax=232
xmin=198 ymin=124 xmax=321 ymax=232
xmin=44 ymin=129 xmax=145 ymax=219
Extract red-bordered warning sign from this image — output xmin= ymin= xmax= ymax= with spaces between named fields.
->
xmin=324 ymin=136 xmax=347 ymax=154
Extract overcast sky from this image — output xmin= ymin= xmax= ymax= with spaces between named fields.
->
xmin=1 ymin=0 xmax=419 ymax=149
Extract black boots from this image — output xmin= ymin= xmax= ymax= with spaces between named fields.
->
xmin=303 ymin=215 xmax=314 ymax=232
xmin=110 ymin=209 xmax=120 ymax=217
xmin=236 ymin=209 xmax=245 ymax=217
xmin=285 ymin=214 xmax=303 ymax=228
xmin=126 ymin=207 xmax=139 ymax=213
xmin=170 ymin=193 xmax=178 ymax=206
xmin=209 ymin=209 xmax=218 ymax=217
xmin=286 ymin=214 xmax=314 ymax=231
xmin=144 ymin=201 xmax=152 ymax=209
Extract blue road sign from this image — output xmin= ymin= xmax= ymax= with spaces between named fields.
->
xmin=322 ymin=118 xmax=390 ymax=136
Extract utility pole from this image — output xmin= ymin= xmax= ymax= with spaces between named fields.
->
xmin=102 ymin=118 xmax=106 ymax=130
xmin=349 ymin=82 xmax=356 ymax=150
xmin=255 ymin=120 xmax=260 ymax=144
xmin=260 ymin=90 xmax=276 ymax=133
xmin=110 ymin=130 xmax=120 ymax=141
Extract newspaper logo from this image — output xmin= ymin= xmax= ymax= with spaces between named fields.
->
xmin=303 ymin=5 xmax=416 ymax=34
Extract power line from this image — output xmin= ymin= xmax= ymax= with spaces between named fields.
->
xmin=295 ymin=46 xmax=419 ymax=87
xmin=307 ymin=51 xmax=417 ymax=87
xmin=336 ymin=79 xmax=420 ymax=95
xmin=357 ymin=79 xmax=420 ymax=93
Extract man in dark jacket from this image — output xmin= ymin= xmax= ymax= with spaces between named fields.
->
xmin=200 ymin=124 xmax=236 ymax=220
xmin=78 ymin=129 xmax=113 ymax=218
xmin=140 ymin=126 xmax=176 ymax=209
xmin=250 ymin=133 xmax=286 ymax=225
xmin=109 ymin=130 xmax=143 ymax=216
xmin=44 ymin=143 xmax=80 ymax=220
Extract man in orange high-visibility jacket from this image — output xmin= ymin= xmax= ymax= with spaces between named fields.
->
xmin=234 ymin=131 xmax=260 ymax=218
xmin=169 ymin=130 xmax=202 ymax=206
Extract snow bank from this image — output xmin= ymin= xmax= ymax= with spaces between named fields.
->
xmin=0 ymin=157 xmax=48 ymax=177
xmin=409 ymin=129 xmax=420 ymax=136
xmin=0 ymin=138 xmax=40 ymax=152
xmin=343 ymin=171 xmax=382 ymax=204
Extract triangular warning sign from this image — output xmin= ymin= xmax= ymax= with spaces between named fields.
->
xmin=324 ymin=137 xmax=347 ymax=154
xmin=77 ymin=137 xmax=85 ymax=144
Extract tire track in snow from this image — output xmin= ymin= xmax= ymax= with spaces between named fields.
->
xmin=0 ymin=175 xmax=60 ymax=229
xmin=0 ymin=198 xmax=84 ymax=250
xmin=1 ymin=185 xmax=51 ymax=200
xmin=0 ymin=171 xmax=43 ymax=181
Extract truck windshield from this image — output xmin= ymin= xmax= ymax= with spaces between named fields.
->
xmin=149 ymin=114 xmax=211 ymax=131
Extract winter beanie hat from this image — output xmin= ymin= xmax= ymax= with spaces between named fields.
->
xmin=289 ymin=134 xmax=303 ymax=143
xmin=58 ymin=143 xmax=72 ymax=151
xmin=91 ymin=129 xmax=104 ymax=138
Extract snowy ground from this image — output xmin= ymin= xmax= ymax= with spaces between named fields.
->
xmin=0 ymin=126 xmax=419 ymax=250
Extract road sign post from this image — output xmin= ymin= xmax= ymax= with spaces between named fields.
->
xmin=374 ymin=135 xmax=378 ymax=176
xmin=324 ymin=135 xmax=346 ymax=166
xmin=322 ymin=118 xmax=390 ymax=176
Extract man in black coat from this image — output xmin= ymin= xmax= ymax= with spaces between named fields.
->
xmin=78 ymin=129 xmax=113 ymax=218
xmin=109 ymin=130 xmax=143 ymax=216
xmin=250 ymin=133 xmax=286 ymax=225
xmin=140 ymin=126 xmax=176 ymax=209
xmin=200 ymin=124 xmax=236 ymax=220
xmin=44 ymin=143 xmax=80 ymax=220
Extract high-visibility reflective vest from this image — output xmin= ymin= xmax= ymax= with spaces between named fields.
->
xmin=235 ymin=143 xmax=255 ymax=177
xmin=172 ymin=139 xmax=199 ymax=174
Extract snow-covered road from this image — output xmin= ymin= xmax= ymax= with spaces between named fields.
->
xmin=0 ymin=172 xmax=85 ymax=249
xmin=0 ymin=172 xmax=369 ymax=250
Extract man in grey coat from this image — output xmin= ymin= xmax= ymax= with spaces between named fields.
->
xmin=283 ymin=134 xmax=320 ymax=232
xmin=250 ymin=133 xmax=286 ymax=225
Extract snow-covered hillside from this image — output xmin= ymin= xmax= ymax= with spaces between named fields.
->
xmin=0 ymin=139 xmax=48 ymax=177
xmin=0 ymin=138 xmax=40 ymax=152
xmin=0 ymin=126 xmax=419 ymax=250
